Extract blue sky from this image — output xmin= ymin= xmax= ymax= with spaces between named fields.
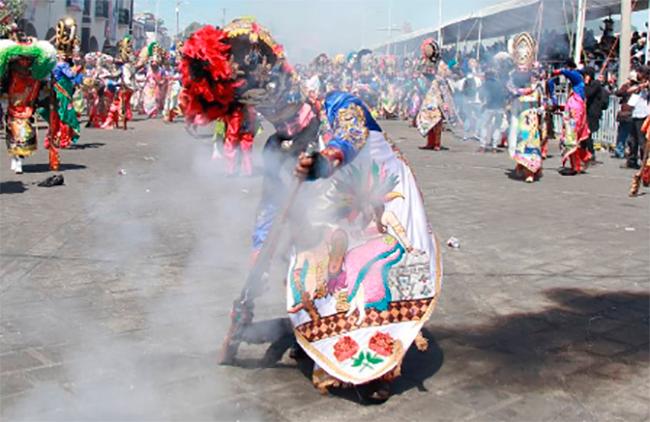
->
xmin=135 ymin=0 xmax=646 ymax=62
xmin=135 ymin=0 xmax=499 ymax=60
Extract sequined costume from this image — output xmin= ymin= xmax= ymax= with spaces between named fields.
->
xmin=629 ymin=116 xmax=650 ymax=197
xmin=140 ymin=42 xmax=165 ymax=118
xmin=0 ymin=20 xmax=56 ymax=173
xmin=506 ymin=33 xmax=543 ymax=182
xmin=102 ymin=36 xmax=137 ymax=130
xmin=162 ymin=67 xmax=182 ymax=123
xmin=83 ymin=52 xmax=114 ymax=128
xmin=39 ymin=17 xmax=81 ymax=171
xmin=416 ymin=39 xmax=446 ymax=150
xmin=180 ymin=20 xmax=442 ymax=398
xmin=557 ymin=69 xmax=591 ymax=174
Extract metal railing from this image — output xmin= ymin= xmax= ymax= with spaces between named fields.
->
xmin=594 ymin=96 xmax=619 ymax=148
xmin=552 ymin=93 xmax=619 ymax=149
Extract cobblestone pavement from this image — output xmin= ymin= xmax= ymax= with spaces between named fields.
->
xmin=1 ymin=118 xmax=648 ymax=421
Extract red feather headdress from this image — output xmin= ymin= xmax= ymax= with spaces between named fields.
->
xmin=179 ymin=25 xmax=240 ymax=125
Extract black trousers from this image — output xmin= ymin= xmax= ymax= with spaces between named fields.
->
xmin=628 ymin=118 xmax=646 ymax=166
xmin=586 ymin=119 xmax=600 ymax=159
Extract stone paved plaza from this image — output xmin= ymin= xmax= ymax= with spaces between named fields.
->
xmin=1 ymin=119 xmax=648 ymax=421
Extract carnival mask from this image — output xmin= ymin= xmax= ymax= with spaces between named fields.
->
xmin=510 ymin=32 xmax=536 ymax=70
xmin=54 ymin=16 xmax=77 ymax=58
xmin=118 ymin=36 xmax=133 ymax=62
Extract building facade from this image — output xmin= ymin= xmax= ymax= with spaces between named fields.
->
xmin=20 ymin=0 xmax=132 ymax=54
xmin=132 ymin=12 xmax=171 ymax=50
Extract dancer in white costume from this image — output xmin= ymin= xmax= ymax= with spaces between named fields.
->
xmin=180 ymin=19 xmax=442 ymax=402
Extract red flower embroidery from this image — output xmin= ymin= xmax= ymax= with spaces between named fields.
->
xmin=333 ymin=336 xmax=359 ymax=362
xmin=369 ymin=332 xmax=395 ymax=357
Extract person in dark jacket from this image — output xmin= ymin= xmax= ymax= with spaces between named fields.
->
xmin=613 ymin=73 xmax=638 ymax=158
xmin=584 ymin=67 xmax=609 ymax=162
xmin=478 ymin=69 xmax=507 ymax=152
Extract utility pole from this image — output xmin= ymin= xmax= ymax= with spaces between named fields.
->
xmin=47 ymin=0 xmax=54 ymax=30
xmin=438 ymin=0 xmax=443 ymax=47
xmin=176 ymin=0 xmax=180 ymax=39
xmin=573 ymin=0 xmax=587 ymax=65
xmin=129 ymin=0 xmax=134 ymax=35
xmin=377 ymin=1 xmax=399 ymax=56
xmin=646 ymin=8 xmax=650 ymax=64
xmin=476 ymin=18 xmax=482 ymax=61
xmin=155 ymin=0 xmax=160 ymax=42
xmin=387 ymin=0 xmax=393 ymax=55
xmin=619 ymin=0 xmax=632 ymax=86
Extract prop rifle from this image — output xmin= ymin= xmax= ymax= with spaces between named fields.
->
xmin=219 ymin=143 xmax=319 ymax=364
xmin=47 ymin=78 xmax=58 ymax=170
xmin=121 ymin=82 xmax=128 ymax=130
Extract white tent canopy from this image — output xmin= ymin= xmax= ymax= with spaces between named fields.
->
xmin=374 ymin=0 xmax=648 ymax=52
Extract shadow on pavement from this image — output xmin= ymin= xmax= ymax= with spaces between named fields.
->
xmin=214 ymin=288 xmax=649 ymax=402
xmin=68 ymin=142 xmax=105 ymax=150
xmin=504 ymin=169 xmax=522 ymax=181
xmin=229 ymin=318 xmax=444 ymax=404
xmin=429 ymin=288 xmax=649 ymax=392
xmin=22 ymin=163 xmax=87 ymax=173
xmin=0 ymin=180 xmax=28 ymax=194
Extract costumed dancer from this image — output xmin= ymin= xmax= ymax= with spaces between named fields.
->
xmin=437 ymin=62 xmax=462 ymax=131
xmin=162 ymin=66 xmax=182 ymax=123
xmin=216 ymin=105 xmax=256 ymax=176
xmin=416 ymin=38 xmax=445 ymax=150
xmin=141 ymin=42 xmax=164 ymax=118
xmin=131 ymin=66 xmax=146 ymax=115
xmin=82 ymin=52 xmax=109 ymax=128
xmin=180 ymin=20 xmax=442 ymax=401
xmin=555 ymin=63 xmax=591 ymax=175
xmin=540 ymin=70 xmax=558 ymax=160
xmin=102 ymin=35 xmax=137 ymax=130
xmin=629 ymin=115 xmax=650 ymax=197
xmin=506 ymin=33 xmax=543 ymax=183
xmin=0 ymin=16 xmax=56 ymax=174
xmin=162 ymin=59 xmax=182 ymax=122
xmin=405 ymin=76 xmax=423 ymax=125
xmin=71 ymin=51 xmax=85 ymax=118
xmin=378 ymin=83 xmax=399 ymax=120
xmin=41 ymin=17 xmax=82 ymax=171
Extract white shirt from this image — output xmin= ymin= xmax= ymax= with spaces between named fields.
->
xmin=629 ymin=91 xmax=650 ymax=119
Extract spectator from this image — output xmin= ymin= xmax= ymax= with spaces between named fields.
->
xmin=621 ymin=67 xmax=650 ymax=169
xmin=461 ymin=58 xmax=482 ymax=140
xmin=584 ymin=67 xmax=609 ymax=162
xmin=613 ymin=72 xmax=637 ymax=159
xmin=478 ymin=69 xmax=507 ymax=152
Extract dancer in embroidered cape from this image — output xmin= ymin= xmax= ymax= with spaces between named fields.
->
xmin=83 ymin=52 xmax=114 ymax=128
xmin=180 ymin=19 xmax=442 ymax=402
xmin=0 ymin=15 xmax=56 ymax=174
xmin=141 ymin=42 xmax=165 ymax=118
xmin=507 ymin=33 xmax=543 ymax=183
xmin=629 ymin=115 xmax=650 ymax=197
xmin=556 ymin=63 xmax=591 ymax=175
xmin=162 ymin=62 xmax=182 ymax=123
xmin=416 ymin=38 xmax=446 ymax=150
xmin=102 ymin=36 xmax=137 ymax=130
xmin=39 ymin=17 xmax=82 ymax=171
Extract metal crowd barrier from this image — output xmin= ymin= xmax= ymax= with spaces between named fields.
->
xmin=552 ymin=93 xmax=619 ymax=150
xmin=593 ymin=96 xmax=619 ymax=149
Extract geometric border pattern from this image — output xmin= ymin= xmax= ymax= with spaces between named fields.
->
xmin=295 ymin=298 xmax=433 ymax=342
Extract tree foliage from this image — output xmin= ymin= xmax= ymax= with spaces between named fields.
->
xmin=182 ymin=22 xmax=203 ymax=40
xmin=0 ymin=0 xmax=26 ymax=38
